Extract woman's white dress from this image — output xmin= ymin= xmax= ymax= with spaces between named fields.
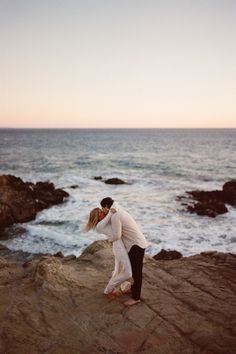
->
xmin=96 ymin=211 xmax=132 ymax=294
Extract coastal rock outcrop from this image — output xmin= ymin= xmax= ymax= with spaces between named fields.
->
xmin=70 ymin=184 xmax=79 ymax=189
xmin=93 ymin=176 xmax=127 ymax=184
xmin=104 ymin=177 xmax=127 ymax=185
xmin=0 ymin=240 xmax=236 ymax=353
xmin=93 ymin=176 xmax=102 ymax=180
xmin=0 ymin=175 xmax=69 ymax=229
xmin=178 ymin=179 xmax=236 ymax=217
xmin=153 ymin=249 xmax=183 ymax=260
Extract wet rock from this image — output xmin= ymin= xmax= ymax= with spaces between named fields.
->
xmin=104 ymin=178 xmax=127 ymax=185
xmin=54 ymin=251 xmax=64 ymax=258
xmin=0 ymin=240 xmax=236 ymax=353
xmin=70 ymin=184 xmax=79 ymax=189
xmin=187 ymin=201 xmax=228 ymax=217
xmin=223 ymin=180 xmax=236 ymax=192
xmin=222 ymin=180 xmax=236 ymax=205
xmin=0 ymin=174 xmax=69 ymax=229
xmin=0 ymin=203 xmax=14 ymax=228
xmin=187 ymin=190 xmax=224 ymax=202
xmin=153 ymin=249 xmax=183 ymax=260
xmin=178 ymin=180 xmax=236 ymax=217
xmin=94 ymin=176 xmax=102 ymax=180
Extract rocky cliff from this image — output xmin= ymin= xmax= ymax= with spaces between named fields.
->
xmin=0 ymin=240 xmax=236 ymax=354
xmin=0 ymin=175 xmax=69 ymax=229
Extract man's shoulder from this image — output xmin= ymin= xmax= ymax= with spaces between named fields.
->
xmin=111 ymin=210 xmax=122 ymax=220
xmin=112 ymin=203 xmax=134 ymax=220
xmin=119 ymin=209 xmax=134 ymax=223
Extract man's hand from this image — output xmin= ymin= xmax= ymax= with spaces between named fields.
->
xmin=110 ymin=208 xmax=117 ymax=214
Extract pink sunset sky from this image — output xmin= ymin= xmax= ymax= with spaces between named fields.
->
xmin=0 ymin=0 xmax=236 ymax=128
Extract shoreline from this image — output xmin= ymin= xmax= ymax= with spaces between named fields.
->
xmin=1 ymin=239 xmax=236 ymax=264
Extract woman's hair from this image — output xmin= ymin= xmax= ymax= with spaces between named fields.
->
xmin=85 ymin=207 xmax=101 ymax=232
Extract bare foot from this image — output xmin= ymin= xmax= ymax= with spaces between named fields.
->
xmin=124 ymin=298 xmax=141 ymax=306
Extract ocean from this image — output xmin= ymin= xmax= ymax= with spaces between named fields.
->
xmin=0 ymin=128 xmax=236 ymax=257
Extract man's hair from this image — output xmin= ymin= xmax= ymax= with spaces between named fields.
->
xmin=100 ymin=197 xmax=114 ymax=209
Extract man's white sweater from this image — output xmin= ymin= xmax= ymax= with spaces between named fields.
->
xmin=96 ymin=202 xmax=148 ymax=252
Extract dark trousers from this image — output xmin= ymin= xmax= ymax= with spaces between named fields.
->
xmin=128 ymin=245 xmax=145 ymax=300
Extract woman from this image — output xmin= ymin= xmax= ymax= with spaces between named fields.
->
xmin=85 ymin=207 xmax=132 ymax=296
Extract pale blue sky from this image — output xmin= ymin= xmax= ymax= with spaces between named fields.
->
xmin=1 ymin=0 xmax=236 ymax=128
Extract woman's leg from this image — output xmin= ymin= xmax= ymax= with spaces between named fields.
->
xmin=104 ymin=260 xmax=132 ymax=294
xmin=104 ymin=240 xmax=132 ymax=295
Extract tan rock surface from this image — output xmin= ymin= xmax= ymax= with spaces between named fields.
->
xmin=0 ymin=241 xmax=236 ymax=354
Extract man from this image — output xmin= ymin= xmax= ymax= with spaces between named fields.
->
xmin=100 ymin=197 xmax=148 ymax=306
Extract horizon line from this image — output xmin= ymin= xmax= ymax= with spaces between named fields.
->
xmin=0 ymin=127 xmax=236 ymax=130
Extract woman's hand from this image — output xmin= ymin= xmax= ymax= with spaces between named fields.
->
xmin=110 ymin=208 xmax=117 ymax=214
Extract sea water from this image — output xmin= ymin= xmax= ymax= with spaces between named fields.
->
xmin=0 ymin=128 xmax=235 ymax=257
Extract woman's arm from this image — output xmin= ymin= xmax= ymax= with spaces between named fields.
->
xmin=96 ymin=211 xmax=112 ymax=233
xmin=109 ymin=213 xmax=122 ymax=241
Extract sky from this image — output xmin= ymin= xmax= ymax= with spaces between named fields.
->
xmin=0 ymin=0 xmax=236 ymax=128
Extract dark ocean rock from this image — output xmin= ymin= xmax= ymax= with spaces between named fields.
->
xmin=178 ymin=180 xmax=236 ymax=217
xmin=223 ymin=180 xmax=236 ymax=192
xmin=54 ymin=251 xmax=64 ymax=258
xmin=94 ymin=176 xmax=102 ymax=180
xmin=104 ymin=178 xmax=127 ymax=185
xmin=0 ymin=175 xmax=69 ymax=229
xmin=153 ymin=249 xmax=183 ymax=260
xmin=187 ymin=201 xmax=228 ymax=218
xmin=222 ymin=180 xmax=236 ymax=205
xmin=70 ymin=184 xmax=79 ymax=189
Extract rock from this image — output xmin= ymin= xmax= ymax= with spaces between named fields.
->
xmin=22 ymin=260 xmax=32 ymax=268
xmin=223 ymin=180 xmax=236 ymax=192
xmin=94 ymin=176 xmax=102 ymax=180
xmin=187 ymin=201 xmax=228 ymax=217
xmin=34 ymin=256 xmax=64 ymax=288
xmin=187 ymin=190 xmax=224 ymax=203
xmin=104 ymin=178 xmax=127 ymax=185
xmin=81 ymin=239 xmax=111 ymax=255
xmin=178 ymin=180 xmax=236 ymax=217
xmin=153 ymin=249 xmax=183 ymax=260
xmin=222 ymin=180 xmax=236 ymax=205
xmin=0 ymin=240 xmax=236 ymax=353
xmin=54 ymin=251 xmax=64 ymax=258
xmin=0 ymin=175 xmax=69 ymax=229
xmin=0 ymin=257 xmax=13 ymax=269
xmin=0 ymin=202 xmax=14 ymax=228
xmin=0 ymin=243 xmax=43 ymax=262
xmin=70 ymin=184 xmax=79 ymax=189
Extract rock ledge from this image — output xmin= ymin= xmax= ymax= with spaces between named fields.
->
xmin=0 ymin=240 xmax=236 ymax=353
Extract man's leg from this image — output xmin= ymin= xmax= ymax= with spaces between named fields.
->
xmin=128 ymin=245 xmax=145 ymax=300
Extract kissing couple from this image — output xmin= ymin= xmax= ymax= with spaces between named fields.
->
xmin=86 ymin=197 xmax=148 ymax=306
